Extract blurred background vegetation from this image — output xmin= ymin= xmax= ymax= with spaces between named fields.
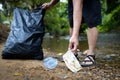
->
xmin=0 ymin=0 xmax=120 ymax=39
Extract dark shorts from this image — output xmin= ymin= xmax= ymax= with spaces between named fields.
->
xmin=68 ymin=0 xmax=102 ymax=28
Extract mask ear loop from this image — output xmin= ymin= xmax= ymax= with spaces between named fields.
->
xmin=67 ymin=48 xmax=80 ymax=61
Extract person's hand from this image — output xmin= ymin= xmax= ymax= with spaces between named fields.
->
xmin=42 ymin=2 xmax=52 ymax=9
xmin=69 ymin=36 xmax=79 ymax=53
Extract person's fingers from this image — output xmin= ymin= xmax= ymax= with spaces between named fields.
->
xmin=69 ymin=37 xmax=79 ymax=52
xmin=69 ymin=42 xmax=77 ymax=53
xmin=71 ymin=43 xmax=78 ymax=52
xmin=42 ymin=3 xmax=49 ymax=9
xmin=42 ymin=4 xmax=46 ymax=9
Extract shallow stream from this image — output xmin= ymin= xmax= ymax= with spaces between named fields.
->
xmin=43 ymin=33 xmax=120 ymax=69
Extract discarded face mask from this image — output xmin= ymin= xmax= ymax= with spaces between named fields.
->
xmin=43 ymin=57 xmax=58 ymax=69
xmin=63 ymin=50 xmax=82 ymax=73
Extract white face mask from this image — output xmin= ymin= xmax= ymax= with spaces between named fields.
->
xmin=63 ymin=50 xmax=82 ymax=73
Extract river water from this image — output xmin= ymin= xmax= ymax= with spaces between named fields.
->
xmin=43 ymin=33 xmax=120 ymax=54
xmin=43 ymin=33 xmax=120 ymax=68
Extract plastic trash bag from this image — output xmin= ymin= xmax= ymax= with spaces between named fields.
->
xmin=63 ymin=50 xmax=82 ymax=73
xmin=2 ymin=7 xmax=45 ymax=60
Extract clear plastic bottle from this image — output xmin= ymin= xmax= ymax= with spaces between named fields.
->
xmin=43 ymin=57 xmax=58 ymax=69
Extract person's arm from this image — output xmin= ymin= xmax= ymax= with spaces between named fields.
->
xmin=42 ymin=0 xmax=59 ymax=9
xmin=69 ymin=0 xmax=83 ymax=52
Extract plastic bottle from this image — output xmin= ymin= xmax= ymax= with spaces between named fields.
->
xmin=43 ymin=57 xmax=58 ymax=69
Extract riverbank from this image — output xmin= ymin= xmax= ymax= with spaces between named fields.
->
xmin=0 ymin=42 xmax=120 ymax=80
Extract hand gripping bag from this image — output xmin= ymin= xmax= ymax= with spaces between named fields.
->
xmin=2 ymin=7 xmax=45 ymax=60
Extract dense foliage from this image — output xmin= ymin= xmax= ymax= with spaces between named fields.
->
xmin=99 ymin=0 xmax=120 ymax=32
xmin=44 ymin=3 xmax=69 ymax=36
xmin=0 ymin=0 xmax=120 ymax=37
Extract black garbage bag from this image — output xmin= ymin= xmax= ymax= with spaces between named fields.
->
xmin=2 ymin=7 xmax=45 ymax=60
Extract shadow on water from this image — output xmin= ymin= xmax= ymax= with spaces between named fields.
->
xmin=43 ymin=33 xmax=120 ymax=69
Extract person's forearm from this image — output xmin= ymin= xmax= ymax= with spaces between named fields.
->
xmin=72 ymin=0 xmax=83 ymax=37
xmin=50 ymin=0 xmax=59 ymax=6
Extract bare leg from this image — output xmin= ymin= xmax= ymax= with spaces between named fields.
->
xmin=87 ymin=27 xmax=98 ymax=55
xmin=81 ymin=27 xmax=98 ymax=67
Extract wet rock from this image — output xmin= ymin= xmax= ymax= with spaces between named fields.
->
xmin=57 ymin=74 xmax=68 ymax=79
xmin=101 ymin=54 xmax=119 ymax=61
xmin=24 ymin=76 xmax=30 ymax=80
